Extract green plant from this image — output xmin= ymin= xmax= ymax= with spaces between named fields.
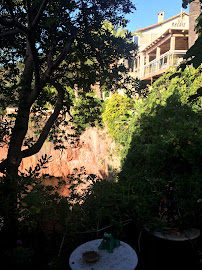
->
xmin=71 ymin=94 xmax=103 ymax=134
xmin=0 ymin=1 xmax=137 ymax=246
xmin=8 ymin=246 xmax=33 ymax=266
xmin=48 ymin=257 xmax=64 ymax=270
xmin=63 ymin=167 xmax=138 ymax=241
xmin=102 ymin=93 xmax=134 ymax=144
xmin=119 ymin=67 xmax=202 ymax=229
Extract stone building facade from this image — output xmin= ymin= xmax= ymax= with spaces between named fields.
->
xmin=189 ymin=0 xmax=201 ymax=48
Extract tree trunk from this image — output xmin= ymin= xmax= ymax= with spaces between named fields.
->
xmin=1 ymin=40 xmax=35 ymax=247
xmin=1 ymin=162 xmax=19 ymax=249
xmin=7 ymin=39 xmax=34 ymax=167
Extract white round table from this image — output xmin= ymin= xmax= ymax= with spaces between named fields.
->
xmin=69 ymin=239 xmax=138 ymax=270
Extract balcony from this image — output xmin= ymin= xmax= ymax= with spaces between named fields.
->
xmin=138 ymin=50 xmax=187 ymax=80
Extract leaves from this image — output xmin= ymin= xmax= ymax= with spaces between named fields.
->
xmin=0 ymin=0 xmax=137 ymax=175
xmin=118 ymin=67 xmax=202 ymax=228
xmin=71 ymin=94 xmax=103 ymax=134
xmin=182 ymin=0 xmax=202 ymax=9
xmin=102 ymin=93 xmax=134 ymax=143
xmin=180 ymin=36 xmax=202 ymax=69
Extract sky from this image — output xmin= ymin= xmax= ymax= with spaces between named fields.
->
xmin=125 ymin=0 xmax=188 ymax=32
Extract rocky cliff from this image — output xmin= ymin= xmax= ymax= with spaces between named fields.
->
xmin=0 ymin=127 xmax=120 ymax=195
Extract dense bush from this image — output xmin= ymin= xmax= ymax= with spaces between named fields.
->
xmin=119 ymin=67 xmax=202 ymax=229
xmin=102 ymin=93 xmax=134 ymax=144
xmin=65 ymin=170 xmax=138 ymax=238
xmin=0 ymin=167 xmax=140 ymax=269
xmin=1 ymin=67 xmax=201 ymax=269
xmin=71 ymin=94 xmax=103 ymax=134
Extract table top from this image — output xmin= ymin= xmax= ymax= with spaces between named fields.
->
xmin=145 ymin=227 xmax=200 ymax=241
xmin=69 ymin=239 xmax=138 ymax=270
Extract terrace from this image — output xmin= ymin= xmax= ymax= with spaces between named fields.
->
xmin=140 ymin=49 xmax=187 ymax=80
xmin=132 ymin=29 xmax=189 ymax=82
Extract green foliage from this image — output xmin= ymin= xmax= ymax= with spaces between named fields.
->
xmin=145 ymin=67 xmax=201 ymax=112
xmin=180 ymin=35 xmax=202 ymax=72
xmin=8 ymin=246 xmax=33 ymax=266
xmin=65 ymin=167 xmax=138 ymax=239
xmin=182 ymin=0 xmax=201 ymax=8
xmin=119 ymin=67 xmax=202 ymax=229
xmin=0 ymin=155 xmax=67 ymax=233
xmin=2 ymin=165 xmax=139 ymax=262
xmin=180 ymin=0 xmax=202 ymax=101
xmin=71 ymin=94 xmax=103 ymax=134
xmin=102 ymin=93 xmax=134 ymax=143
xmin=102 ymin=21 xmax=129 ymax=38
xmin=0 ymin=0 xmax=137 ymax=178
xmin=20 ymin=178 xmax=69 ymax=231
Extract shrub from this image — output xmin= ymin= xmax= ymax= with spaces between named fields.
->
xmin=102 ymin=93 xmax=134 ymax=144
xmin=72 ymin=94 xmax=103 ymax=134
xmin=119 ymin=67 xmax=202 ymax=229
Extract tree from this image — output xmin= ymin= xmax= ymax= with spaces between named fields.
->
xmin=0 ymin=0 xmax=136 ymax=174
xmin=102 ymin=20 xmax=129 ymax=38
xmin=0 ymin=0 xmax=136 ymax=245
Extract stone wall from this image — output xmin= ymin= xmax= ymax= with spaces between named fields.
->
xmin=189 ymin=0 xmax=201 ymax=48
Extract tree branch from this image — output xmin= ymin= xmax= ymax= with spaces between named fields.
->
xmin=0 ymin=17 xmax=29 ymax=34
xmin=31 ymin=0 xmax=49 ymax=29
xmin=47 ymin=41 xmax=56 ymax=68
xmin=5 ymin=0 xmax=15 ymax=21
xmin=0 ymin=0 xmax=29 ymax=34
xmin=27 ymin=35 xmax=40 ymax=89
xmin=42 ymin=31 xmax=77 ymax=83
xmin=0 ymin=28 xmax=21 ymax=38
xmin=52 ymin=32 xmax=77 ymax=69
xmin=21 ymin=81 xmax=65 ymax=158
xmin=26 ymin=0 xmax=32 ymax=27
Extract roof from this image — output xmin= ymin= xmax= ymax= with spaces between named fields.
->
xmin=141 ymin=28 xmax=189 ymax=53
xmin=136 ymin=11 xmax=189 ymax=32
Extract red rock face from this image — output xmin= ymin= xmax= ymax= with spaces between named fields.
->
xmin=0 ymin=127 xmax=120 ymax=196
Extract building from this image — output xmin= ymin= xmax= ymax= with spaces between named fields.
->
xmin=131 ymin=11 xmax=190 ymax=82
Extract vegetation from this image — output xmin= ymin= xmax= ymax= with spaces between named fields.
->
xmin=71 ymin=93 xmax=103 ymax=134
xmin=0 ymin=0 xmax=136 ymax=249
xmin=119 ymin=67 xmax=202 ymax=229
xmin=181 ymin=0 xmax=202 ymax=101
xmin=0 ymin=0 xmax=201 ymax=269
xmin=0 ymin=0 xmax=136 ymax=174
xmin=102 ymin=93 xmax=134 ymax=144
